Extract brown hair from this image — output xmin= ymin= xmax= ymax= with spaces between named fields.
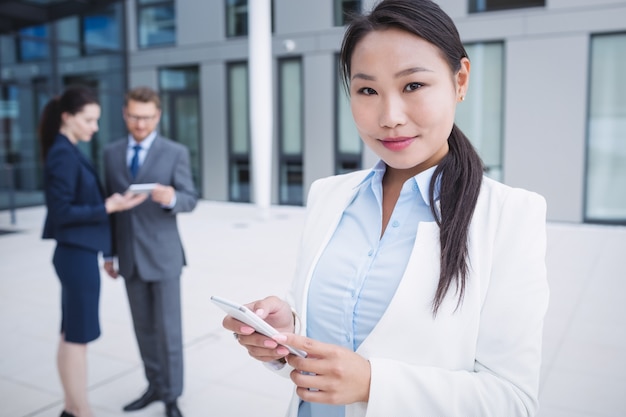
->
xmin=340 ymin=0 xmax=484 ymax=315
xmin=38 ymin=85 xmax=99 ymax=160
xmin=125 ymin=86 xmax=161 ymax=109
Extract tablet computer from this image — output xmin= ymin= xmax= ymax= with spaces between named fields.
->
xmin=128 ymin=183 xmax=157 ymax=194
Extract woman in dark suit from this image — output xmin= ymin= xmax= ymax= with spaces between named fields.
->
xmin=39 ymin=86 xmax=146 ymax=417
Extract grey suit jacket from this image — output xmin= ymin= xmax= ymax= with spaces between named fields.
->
xmin=103 ymin=135 xmax=198 ymax=281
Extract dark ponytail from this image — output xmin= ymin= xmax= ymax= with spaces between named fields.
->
xmin=429 ymin=125 xmax=483 ymax=314
xmin=38 ymin=85 xmax=99 ymax=160
xmin=38 ymin=97 xmax=62 ymax=161
xmin=340 ymin=0 xmax=484 ymax=315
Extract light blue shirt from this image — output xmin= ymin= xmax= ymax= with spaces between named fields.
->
xmin=127 ymin=131 xmax=157 ymax=168
xmin=300 ymin=161 xmax=438 ymax=417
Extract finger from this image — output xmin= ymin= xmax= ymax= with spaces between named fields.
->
xmin=235 ymin=332 xmax=288 ymax=363
xmin=247 ymin=299 xmax=272 ymax=319
xmin=272 ymin=333 xmax=329 ymax=357
xmin=295 ymin=386 xmax=327 ymax=403
xmin=222 ymin=315 xmax=255 ymax=335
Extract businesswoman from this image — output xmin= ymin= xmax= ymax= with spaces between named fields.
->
xmin=39 ymin=86 xmax=145 ymax=417
xmin=223 ymin=1 xmax=549 ymax=416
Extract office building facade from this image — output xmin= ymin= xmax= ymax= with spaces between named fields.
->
xmin=1 ymin=0 xmax=625 ymax=224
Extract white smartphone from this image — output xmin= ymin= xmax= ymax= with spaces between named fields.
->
xmin=127 ymin=183 xmax=157 ymax=194
xmin=210 ymin=295 xmax=307 ymax=358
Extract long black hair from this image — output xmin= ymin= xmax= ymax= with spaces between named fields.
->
xmin=340 ymin=0 xmax=484 ymax=315
xmin=38 ymin=85 xmax=99 ymax=160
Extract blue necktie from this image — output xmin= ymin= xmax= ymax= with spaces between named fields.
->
xmin=129 ymin=144 xmax=141 ymax=178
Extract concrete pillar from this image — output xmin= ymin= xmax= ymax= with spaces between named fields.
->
xmin=248 ymin=0 xmax=273 ymax=210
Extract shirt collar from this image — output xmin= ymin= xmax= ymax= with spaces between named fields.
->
xmin=414 ymin=165 xmax=439 ymax=207
xmin=128 ymin=131 xmax=157 ymax=150
xmin=355 ymin=160 xmax=440 ymax=206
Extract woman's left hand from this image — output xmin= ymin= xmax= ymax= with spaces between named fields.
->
xmin=273 ymin=333 xmax=371 ymax=405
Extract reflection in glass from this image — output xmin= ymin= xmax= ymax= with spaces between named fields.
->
xmin=84 ymin=5 xmax=121 ymax=54
xmin=469 ymin=0 xmax=545 ymax=13
xmin=585 ymin=34 xmax=626 ymax=223
xmin=334 ymin=0 xmax=361 ymax=26
xmin=138 ymin=3 xmax=175 ymax=48
xmin=226 ymin=0 xmax=248 ymax=37
xmin=160 ymin=68 xmax=199 ymax=90
xmin=225 ymin=0 xmax=274 ymax=38
xmin=18 ymin=25 xmax=49 ymax=61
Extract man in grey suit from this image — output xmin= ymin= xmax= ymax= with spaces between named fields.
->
xmin=103 ymin=86 xmax=197 ymax=417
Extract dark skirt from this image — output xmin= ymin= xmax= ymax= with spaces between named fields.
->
xmin=53 ymin=243 xmax=101 ymax=343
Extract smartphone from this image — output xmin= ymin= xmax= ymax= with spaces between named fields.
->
xmin=210 ymin=295 xmax=307 ymax=358
xmin=127 ymin=183 xmax=157 ymax=194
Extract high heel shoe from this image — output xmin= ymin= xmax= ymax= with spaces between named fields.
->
xmin=60 ymin=411 xmax=75 ymax=417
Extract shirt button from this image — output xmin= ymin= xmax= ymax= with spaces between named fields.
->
xmin=413 ymin=183 xmax=419 ymax=191
xmin=392 ymin=220 xmax=400 ymax=227
xmin=368 ymin=249 xmax=373 ymax=256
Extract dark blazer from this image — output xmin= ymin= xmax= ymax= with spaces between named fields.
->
xmin=42 ymin=134 xmax=110 ymax=253
xmin=103 ymin=135 xmax=197 ymax=281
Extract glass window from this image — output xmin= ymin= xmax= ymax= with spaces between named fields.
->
xmin=1 ymin=34 xmax=17 ymax=64
xmin=334 ymin=0 xmax=361 ymax=26
xmin=138 ymin=0 xmax=176 ymax=48
xmin=455 ymin=42 xmax=504 ymax=181
xmin=335 ymin=55 xmax=361 ymax=174
xmin=18 ymin=25 xmax=49 ymax=62
xmin=57 ymin=16 xmax=81 ymax=57
xmin=159 ymin=67 xmax=199 ymax=90
xmin=225 ymin=0 xmax=274 ymax=38
xmin=227 ymin=62 xmax=251 ymax=202
xmin=469 ymin=0 xmax=545 ymax=13
xmin=0 ymin=84 xmax=47 ymax=209
xmin=159 ymin=67 xmax=202 ymax=195
xmin=278 ymin=58 xmax=303 ymax=205
xmin=0 ymin=4 xmax=127 ymax=211
xmin=585 ymin=33 xmax=626 ymax=224
xmin=83 ymin=4 xmax=122 ymax=54
xmin=226 ymin=0 xmax=248 ymax=37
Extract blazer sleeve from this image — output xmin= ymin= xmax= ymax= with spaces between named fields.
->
xmin=363 ymin=189 xmax=549 ymax=417
xmin=45 ymin=145 xmax=108 ymax=227
xmin=168 ymin=143 xmax=198 ymax=214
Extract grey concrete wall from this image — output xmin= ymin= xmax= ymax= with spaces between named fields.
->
xmin=303 ymin=53 xmax=335 ymax=201
xmin=200 ymin=63 xmax=228 ymax=201
xmin=504 ymin=35 xmax=588 ymax=223
xmin=276 ymin=0 xmax=332 ymax=33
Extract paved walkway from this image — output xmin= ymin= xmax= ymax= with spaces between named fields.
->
xmin=1 ymin=201 xmax=625 ymax=417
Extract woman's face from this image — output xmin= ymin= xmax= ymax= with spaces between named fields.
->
xmin=61 ymin=103 xmax=101 ymax=143
xmin=349 ymin=28 xmax=469 ymax=177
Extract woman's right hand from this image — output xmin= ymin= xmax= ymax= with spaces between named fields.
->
xmin=105 ymin=191 xmax=147 ymax=213
xmin=223 ymin=296 xmax=295 ymax=362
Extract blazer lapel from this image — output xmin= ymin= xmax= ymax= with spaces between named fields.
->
xmin=118 ymin=140 xmax=133 ymax=182
xmin=134 ymin=135 xmax=161 ymax=182
xmin=73 ymin=144 xmax=106 ymax=198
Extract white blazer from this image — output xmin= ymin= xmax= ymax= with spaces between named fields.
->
xmin=279 ymin=170 xmax=549 ymax=417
